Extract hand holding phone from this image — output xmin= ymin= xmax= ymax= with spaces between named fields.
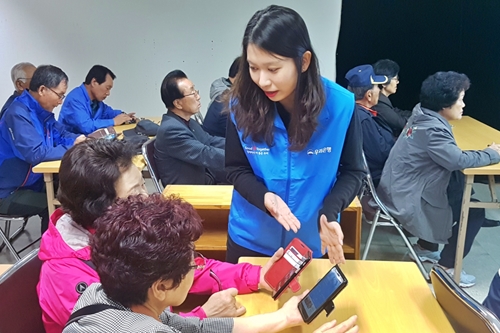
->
xmin=298 ymin=265 xmax=348 ymax=324
xmin=264 ymin=238 xmax=312 ymax=300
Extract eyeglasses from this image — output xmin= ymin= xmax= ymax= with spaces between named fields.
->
xmin=47 ymin=87 xmax=66 ymax=100
xmin=189 ymin=252 xmax=222 ymax=291
xmin=183 ymin=90 xmax=200 ymax=98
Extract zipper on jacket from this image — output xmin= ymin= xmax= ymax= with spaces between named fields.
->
xmin=281 ymin=148 xmax=292 ymax=247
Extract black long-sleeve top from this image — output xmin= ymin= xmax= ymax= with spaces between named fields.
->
xmin=225 ymin=104 xmax=365 ymax=222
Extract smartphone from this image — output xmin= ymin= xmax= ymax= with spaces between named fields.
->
xmin=264 ymin=238 xmax=312 ymax=300
xmin=298 ymin=265 xmax=348 ymax=324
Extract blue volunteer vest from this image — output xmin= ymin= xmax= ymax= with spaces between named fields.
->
xmin=229 ymin=78 xmax=355 ymax=256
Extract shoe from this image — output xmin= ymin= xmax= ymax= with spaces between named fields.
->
xmin=483 ymin=218 xmax=500 ymax=228
xmin=409 ymin=244 xmax=441 ymax=264
xmin=443 ymin=267 xmax=476 ymax=288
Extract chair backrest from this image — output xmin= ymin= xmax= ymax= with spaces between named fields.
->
xmin=0 ymin=249 xmax=45 ymax=333
xmin=360 ymin=151 xmax=394 ymax=217
xmin=431 ymin=266 xmax=500 ymax=333
xmin=142 ymin=138 xmax=163 ymax=193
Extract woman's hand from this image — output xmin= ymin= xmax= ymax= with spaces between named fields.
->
xmin=74 ymin=135 xmax=87 ymax=145
xmin=313 ymin=315 xmax=359 ymax=333
xmin=264 ymin=192 xmax=301 ymax=233
xmin=277 ymin=289 xmax=310 ymax=327
xmin=319 ymin=214 xmax=346 ymax=265
xmin=201 ymin=288 xmax=246 ymax=318
xmin=259 ymin=248 xmax=284 ymax=291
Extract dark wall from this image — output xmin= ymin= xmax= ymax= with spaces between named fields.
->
xmin=336 ymin=1 xmax=500 ymax=129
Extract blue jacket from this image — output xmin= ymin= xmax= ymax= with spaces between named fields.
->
xmin=59 ymin=84 xmax=122 ymax=135
xmin=0 ymin=91 xmax=20 ymax=119
xmin=355 ymin=103 xmax=395 ymax=185
xmin=0 ymin=91 xmax=78 ymax=198
xmin=228 ymin=78 xmax=354 ymax=256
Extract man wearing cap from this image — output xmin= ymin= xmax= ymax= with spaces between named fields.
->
xmin=346 ymin=64 xmax=394 ymax=187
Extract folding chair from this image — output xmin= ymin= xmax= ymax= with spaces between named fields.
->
xmin=360 ymin=152 xmax=429 ymax=281
xmin=142 ymin=138 xmax=163 ymax=193
xmin=0 ymin=215 xmax=40 ymax=261
xmin=431 ymin=266 xmax=500 ymax=333
xmin=0 ymin=249 xmax=45 ymax=333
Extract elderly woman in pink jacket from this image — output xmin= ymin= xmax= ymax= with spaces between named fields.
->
xmin=37 ymin=140 xmax=283 ymax=333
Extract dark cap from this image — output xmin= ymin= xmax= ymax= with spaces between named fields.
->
xmin=345 ymin=64 xmax=388 ymax=87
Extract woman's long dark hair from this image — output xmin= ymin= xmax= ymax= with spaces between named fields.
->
xmin=231 ymin=5 xmax=325 ymax=151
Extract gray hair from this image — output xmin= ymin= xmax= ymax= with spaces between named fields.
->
xmin=10 ymin=62 xmax=35 ymax=86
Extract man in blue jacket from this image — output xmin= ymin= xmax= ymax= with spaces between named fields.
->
xmin=346 ymin=64 xmax=394 ymax=187
xmin=0 ymin=65 xmax=85 ymax=232
xmin=59 ymin=65 xmax=135 ymax=135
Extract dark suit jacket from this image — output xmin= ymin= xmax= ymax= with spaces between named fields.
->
xmin=154 ymin=111 xmax=225 ymax=185
xmin=355 ymin=103 xmax=395 ymax=186
xmin=372 ymin=94 xmax=412 ymax=136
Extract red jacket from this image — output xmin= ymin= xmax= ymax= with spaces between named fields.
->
xmin=37 ymin=209 xmax=261 ymax=333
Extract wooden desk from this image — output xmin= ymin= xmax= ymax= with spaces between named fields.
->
xmin=237 ymin=258 xmax=454 ymax=333
xmin=450 ymin=116 xmax=500 ymax=283
xmin=163 ymin=185 xmax=362 ymax=261
xmin=0 ymin=264 xmax=12 ymax=276
xmin=32 ymin=118 xmax=161 ymax=215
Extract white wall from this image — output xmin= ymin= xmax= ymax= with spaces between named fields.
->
xmin=0 ymin=0 xmax=342 ymax=118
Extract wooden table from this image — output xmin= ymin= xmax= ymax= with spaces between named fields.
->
xmin=236 ymin=258 xmax=454 ymax=333
xmin=450 ymin=116 xmax=500 ymax=283
xmin=163 ymin=185 xmax=362 ymax=261
xmin=32 ymin=118 xmax=161 ymax=215
xmin=0 ymin=264 xmax=12 ymax=276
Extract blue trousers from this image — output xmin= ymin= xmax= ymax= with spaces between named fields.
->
xmin=483 ymin=271 xmax=500 ymax=319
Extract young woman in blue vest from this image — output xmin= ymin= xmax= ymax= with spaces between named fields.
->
xmin=225 ymin=5 xmax=365 ymax=264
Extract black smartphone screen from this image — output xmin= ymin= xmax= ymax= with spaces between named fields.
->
xmin=299 ymin=266 xmax=347 ymax=323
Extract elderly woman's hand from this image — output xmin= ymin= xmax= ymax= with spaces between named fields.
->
xmin=259 ymin=247 xmax=284 ymax=291
xmin=201 ymin=288 xmax=246 ymax=318
xmin=313 ymin=315 xmax=359 ymax=333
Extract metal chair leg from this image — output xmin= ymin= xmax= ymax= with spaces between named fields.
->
xmin=393 ymin=224 xmax=430 ymax=281
xmin=362 ymin=209 xmax=381 ymax=260
xmin=0 ymin=221 xmax=11 ymax=252
xmin=0 ymin=225 xmax=21 ymax=261
xmin=6 ymin=217 xmax=28 ymax=244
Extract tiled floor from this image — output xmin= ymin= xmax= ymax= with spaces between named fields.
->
xmin=361 ymin=215 xmax=500 ymax=302
xmin=1 ymin=182 xmax=498 ymax=304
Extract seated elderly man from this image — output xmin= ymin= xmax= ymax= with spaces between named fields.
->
xmin=377 ymin=71 xmax=500 ymax=287
xmin=62 ymin=194 xmax=358 ymax=332
xmin=59 ymin=65 xmax=135 ymax=135
xmin=155 ymin=70 xmax=226 ymax=185
xmin=345 ymin=64 xmax=394 ymax=187
xmin=0 ymin=65 xmax=85 ymax=233
xmin=0 ymin=62 xmax=36 ymax=118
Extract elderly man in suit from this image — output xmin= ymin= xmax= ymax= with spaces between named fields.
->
xmin=154 ymin=70 xmax=226 ymax=185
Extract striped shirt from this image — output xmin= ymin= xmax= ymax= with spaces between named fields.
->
xmin=63 ymin=283 xmax=234 ymax=333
